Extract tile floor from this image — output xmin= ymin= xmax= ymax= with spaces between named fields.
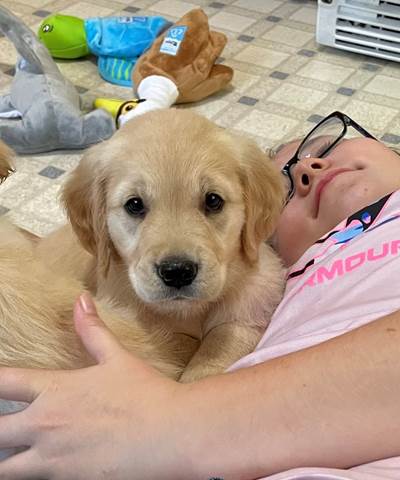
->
xmin=1 ymin=0 xmax=400 ymax=236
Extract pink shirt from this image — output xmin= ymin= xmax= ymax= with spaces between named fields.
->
xmin=229 ymin=190 xmax=400 ymax=480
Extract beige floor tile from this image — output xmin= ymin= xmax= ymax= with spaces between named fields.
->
xmin=381 ymin=64 xmax=400 ymax=80
xmin=242 ymin=18 xmax=274 ymax=37
xmin=345 ymin=100 xmax=398 ymax=133
xmin=236 ymin=109 xmax=299 ymax=140
xmin=149 ymin=0 xmax=199 ymax=17
xmin=256 ymin=100 xmax=309 ymax=122
xmin=344 ymin=70 xmax=375 ymax=90
xmin=315 ymin=94 xmax=350 ymax=117
xmin=228 ymin=58 xmax=269 ymax=76
xmin=209 ymin=11 xmax=257 ymax=32
xmin=275 ymin=54 xmax=309 ymax=74
xmin=233 ymin=0 xmax=282 ymax=14
xmin=287 ymin=123 xmax=319 ymax=142
xmin=6 ymin=210 xmax=63 ymax=237
xmin=214 ymin=103 xmax=252 ymax=128
xmin=364 ymin=75 xmax=400 ymax=100
xmin=243 ymin=77 xmax=278 ymax=98
xmin=289 ymin=6 xmax=317 ymax=25
xmin=78 ymin=72 xmax=105 ymax=90
xmin=316 ymin=50 xmax=364 ymax=69
xmin=188 ymin=98 xmax=229 ymax=119
xmin=289 ymin=74 xmax=336 ymax=93
xmin=356 ymin=91 xmax=400 ymax=111
xmin=128 ymin=0 xmax=162 ymax=7
xmin=382 ymin=117 xmax=400 ymax=137
xmin=56 ymin=59 xmax=99 ymax=83
xmin=0 ymin=173 xmax=51 ymax=209
xmin=297 ymin=60 xmax=354 ymax=84
xmin=0 ymin=0 xmax=31 ymax=15
xmin=51 ymin=153 xmax=83 ymax=171
xmin=14 ymin=155 xmax=50 ymax=176
xmin=234 ymin=45 xmax=289 ymax=69
xmin=262 ymin=25 xmax=314 ymax=47
xmin=267 ymin=83 xmax=328 ymax=111
xmin=93 ymin=81 xmax=134 ymax=99
xmin=272 ymin=1 xmax=304 ymax=18
xmin=60 ymin=2 xmax=115 ymax=18
xmin=23 ymin=184 xmax=66 ymax=221
xmin=13 ymin=0 xmax=51 ymax=8
xmin=0 ymin=38 xmax=17 ymax=65
xmin=85 ymin=0 xmax=123 ymax=10
xmin=109 ymin=0 xmax=143 ymax=4
xmin=222 ymin=38 xmax=252 ymax=59
xmin=230 ymin=69 xmax=260 ymax=93
xmin=257 ymin=38 xmax=298 ymax=55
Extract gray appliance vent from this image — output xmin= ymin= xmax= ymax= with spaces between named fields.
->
xmin=317 ymin=0 xmax=400 ymax=62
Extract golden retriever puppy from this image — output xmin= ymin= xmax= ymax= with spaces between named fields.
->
xmin=61 ymin=109 xmax=286 ymax=382
xmin=0 ymin=109 xmax=285 ymax=383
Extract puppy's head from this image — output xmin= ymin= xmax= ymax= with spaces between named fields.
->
xmin=0 ymin=142 xmax=15 ymax=183
xmin=63 ymin=109 xmax=285 ymax=309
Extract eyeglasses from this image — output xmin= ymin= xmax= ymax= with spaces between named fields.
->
xmin=281 ymin=111 xmax=377 ymax=203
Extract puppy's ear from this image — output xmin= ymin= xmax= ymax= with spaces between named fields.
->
xmin=238 ymin=138 xmax=285 ymax=264
xmin=62 ymin=144 xmax=115 ymax=276
xmin=0 ymin=141 xmax=15 ymax=183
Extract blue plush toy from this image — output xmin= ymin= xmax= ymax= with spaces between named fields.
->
xmin=38 ymin=14 xmax=172 ymax=86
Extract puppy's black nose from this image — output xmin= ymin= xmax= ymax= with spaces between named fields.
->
xmin=157 ymin=257 xmax=198 ymax=288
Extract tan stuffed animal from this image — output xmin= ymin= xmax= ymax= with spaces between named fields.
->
xmin=133 ymin=8 xmax=233 ymax=103
xmin=117 ymin=8 xmax=233 ymax=126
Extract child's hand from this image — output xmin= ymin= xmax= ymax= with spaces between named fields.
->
xmin=0 ymin=293 xmax=187 ymax=480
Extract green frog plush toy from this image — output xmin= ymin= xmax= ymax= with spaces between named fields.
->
xmin=38 ymin=13 xmax=172 ymax=87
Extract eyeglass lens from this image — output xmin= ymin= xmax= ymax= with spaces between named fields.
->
xmin=297 ymin=116 xmax=346 ymax=160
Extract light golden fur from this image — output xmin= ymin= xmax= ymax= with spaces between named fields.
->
xmin=0 ymin=109 xmax=285 ymax=382
xmin=0 ymin=141 xmax=14 ymax=182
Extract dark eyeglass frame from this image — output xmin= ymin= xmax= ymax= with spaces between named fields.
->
xmin=281 ymin=111 xmax=377 ymax=203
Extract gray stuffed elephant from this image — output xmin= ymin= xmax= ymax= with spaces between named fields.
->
xmin=0 ymin=5 xmax=115 ymax=154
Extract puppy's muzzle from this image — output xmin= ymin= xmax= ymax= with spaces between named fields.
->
xmin=156 ymin=256 xmax=198 ymax=289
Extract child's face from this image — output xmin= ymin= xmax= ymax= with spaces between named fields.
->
xmin=273 ymin=137 xmax=400 ymax=266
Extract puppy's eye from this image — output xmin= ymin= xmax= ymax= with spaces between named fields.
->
xmin=124 ymin=197 xmax=146 ymax=217
xmin=205 ymin=192 xmax=224 ymax=213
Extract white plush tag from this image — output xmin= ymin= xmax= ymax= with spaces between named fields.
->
xmin=159 ymin=26 xmax=187 ymax=56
